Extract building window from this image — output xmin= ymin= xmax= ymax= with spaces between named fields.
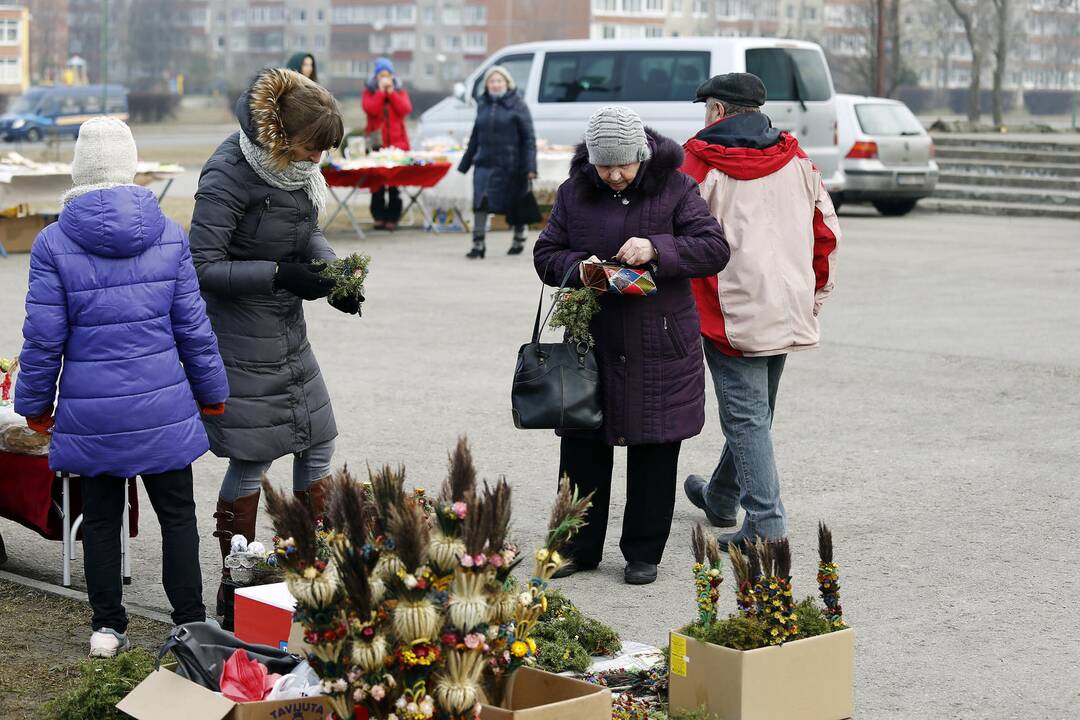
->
xmin=317 ymin=9 xmax=325 ymax=21
xmin=623 ymin=0 xmax=643 ymax=12
xmin=230 ymin=35 xmax=247 ymax=51
xmin=672 ymin=0 xmax=683 ymax=13
xmin=423 ymin=7 xmax=435 ymax=24
xmin=0 ymin=58 xmax=21 ymax=83
xmin=803 ymin=6 xmax=817 ymax=20
xmin=425 ymin=63 xmax=435 ymax=77
xmin=645 ymin=26 xmax=663 ymax=37
xmin=231 ymin=8 xmax=246 ymax=25
xmin=443 ymin=34 xmax=463 ymax=50
xmin=298 ymin=9 xmax=307 ymax=22
xmin=692 ymin=0 xmax=708 ymax=18
xmin=464 ymin=31 xmax=486 ymax=52
xmin=463 ymin=5 xmax=487 ymax=24
xmin=423 ymin=34 xmax=436 ymax=50
xmin=443 ymin=6 xmax=462 ymax=24
xmin=593 ymin=0 xmax=618 ymax=12
xmin=645 ymin=0 xmax=664 ymax=12
xmin=603 ymin=24 xmax=617 ymax=38
xmin=315 ymin=34 xmax=327 ymax=49
xmin=217 ymin=36 xmax=225 ymax=49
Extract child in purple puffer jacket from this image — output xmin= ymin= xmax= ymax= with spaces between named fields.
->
xmin=15 ymin=117 xmax=229 ymax=657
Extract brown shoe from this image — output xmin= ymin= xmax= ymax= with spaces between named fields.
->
xmin=213 ymin=491 xmax=260 ymax=618
xmin=294 ymin=476 xmax=330 ymax=523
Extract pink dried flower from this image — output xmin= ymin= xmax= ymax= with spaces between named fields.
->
xmin=452 ymin=501 xmax=468 ymax=519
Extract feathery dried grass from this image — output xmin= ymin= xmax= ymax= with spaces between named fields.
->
xmin=442 ymin=436 xmax=478 ymax=504
xmin=262 ymin=477 xmax=318 ymax=563
xmin=818 ymin=521 xmax=834 ymax=564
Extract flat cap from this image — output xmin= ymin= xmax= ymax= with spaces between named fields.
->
xmin=693 ymin=72 xmax=767 ymax=107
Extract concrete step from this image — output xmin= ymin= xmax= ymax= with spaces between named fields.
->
xmin=933 ymin=182 xmax=1080 ymax=207
xmin=934 ymin=145 xmax=1080 ymax=165
xmin=918 ymin=197 xmax=1080 ymax=220
xmin=931 ymin=135 xmax=1080 ymax=154
xmin=937 ymin=171 xmax=1080 ymax=192
xmin=935 ymin=158 xmax=1080 ymax=179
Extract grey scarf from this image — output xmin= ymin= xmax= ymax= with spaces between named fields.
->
xmin=239 ymin=131 xmax=328 ymax=219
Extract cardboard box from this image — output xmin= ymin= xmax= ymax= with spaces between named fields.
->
xmin=0 ymin=215 xmax=49 ymax=254
xmin=480 ymin=666 xmax=611 ymax=719
xmin=668 ymin=628 xmax=855 ymax=720
xmin=117 ymin=666 xmax=330 ymax=720
xmin=234 ymin=583 xmax=295 ymax=652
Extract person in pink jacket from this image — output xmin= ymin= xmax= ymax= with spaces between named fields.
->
xmin=679 ymin=73 xmax=840 ymax=549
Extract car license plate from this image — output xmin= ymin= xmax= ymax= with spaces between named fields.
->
xmin=896 ymin=173 xmax=926 ymax=186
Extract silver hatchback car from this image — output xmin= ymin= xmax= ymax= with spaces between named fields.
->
xmin=834 ymin=94 xmax=938 ymax=216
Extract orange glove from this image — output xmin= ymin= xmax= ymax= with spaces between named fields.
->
xmin=27 ymin=406 xmax=54 ymax=434
xmin=200 ymin=403 xmax=226 ymax=417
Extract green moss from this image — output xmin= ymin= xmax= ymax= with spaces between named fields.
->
xmin=531 ymin=587 xmax=621 ymax=673
xmin=679 ymin=596 xmax=839 ymax=652
xmin=793 ymin=595 xmax=833 ymax=639
xmin=44 ymin=648 xmax=159 ymax=720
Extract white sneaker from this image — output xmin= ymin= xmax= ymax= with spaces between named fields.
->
xmin=89 ymin=628 xmax=131 ymax=658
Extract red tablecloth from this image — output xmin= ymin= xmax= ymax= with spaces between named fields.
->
xmin=0 ymin=451 xmax=138 ymax=540
xmin=322 ymin=162 xmax=452 ymax=191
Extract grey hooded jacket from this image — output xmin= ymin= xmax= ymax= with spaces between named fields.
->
xmin=189 ymin=70 xmax=337 ymax=462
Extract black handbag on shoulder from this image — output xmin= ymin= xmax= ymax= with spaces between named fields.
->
xmin=512 ymin=264 xmax=603 ymax=431
xmin=157 ymin=621 xmax=302 ymax=691
xmin=507 ymin=180 xmax=543 ymax=227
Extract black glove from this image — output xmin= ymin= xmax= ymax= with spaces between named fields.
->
xmin=329 ymin=292 xmax=364 ymax=316
xmin=274 ymin=262 xmax=335 ymax=301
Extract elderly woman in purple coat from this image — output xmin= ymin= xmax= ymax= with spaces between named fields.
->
xmin=533 ymin=106 xmax=729 ymax=585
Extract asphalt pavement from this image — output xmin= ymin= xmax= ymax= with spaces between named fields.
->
xmin=1 ymin=208 xmax=1078 ymax=718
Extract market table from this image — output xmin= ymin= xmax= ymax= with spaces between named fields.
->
xmin=321 ymin=161 xmax=454 ymax=239
xmin=0 ymin=155 xmax=184 ymax=209
xmin=0 ymin=451 xmax=138 ymax=587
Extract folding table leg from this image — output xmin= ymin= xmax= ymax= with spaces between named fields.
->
xmin=156 ymin=177 xmax=175 ymax=203
xmin=340 ymin=190 xmax=367 ymax=240
xmin=121 ymin=478 xmax=131 ymax=586
xmin=413 ymin=191 xmax=440 ymax=234
xmin=61 ymin=472 xmax=71 ymax=587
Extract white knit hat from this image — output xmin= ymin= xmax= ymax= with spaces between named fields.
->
xmin=584 ymin=106 xmax=651 ymax=167
xmin=64 ymin=117 xmax=138 ymax=204
xmin=483 ymin=65 xmax=515 ymax=91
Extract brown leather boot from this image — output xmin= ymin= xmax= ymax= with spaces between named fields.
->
xmin=212 ymin=491 xmax=260 ymax=620
xmin=295 ymin=476 xmax=330 ymax=523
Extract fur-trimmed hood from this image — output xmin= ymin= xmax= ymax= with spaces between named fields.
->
xmin=236 ymin=68 xmax=304 ymax=171
xmin=569 ymin=127 xmax=685 ymax=200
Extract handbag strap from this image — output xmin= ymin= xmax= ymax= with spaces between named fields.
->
xmin=531 ymin=262 xmax=581 ymax=344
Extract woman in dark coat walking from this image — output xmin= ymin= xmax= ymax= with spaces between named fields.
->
xmin=189 ymin=68 xmax=357 ymax=616
xmin=286 ymin=52 xmax=319 ymax=84
xmin=533 ymin=106 xmax=729 ymax=585
xmin=458 ymin=65 xmax=537 ymax=258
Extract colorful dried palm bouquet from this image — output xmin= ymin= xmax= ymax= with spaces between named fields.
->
xmin=680 ymin=523 xmax=849 ymax=651
xmin=263 ymin=437 xmax=593 ymax=720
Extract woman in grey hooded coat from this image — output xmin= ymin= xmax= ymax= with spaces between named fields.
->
xmin=189 ymin=68 xmax=357 ymax=616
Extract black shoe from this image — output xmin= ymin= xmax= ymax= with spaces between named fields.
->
xmin=624 ymin=561 xmax=658 ymax=585
xmin=551 ymin=560 xmax=597 ymax=579
xmin=508 ymin=241 xmax=525 ymax=255
xmin=715 ymin=531 xmax=754 ymax=554
xmin=466 ymin=241 xmax=486 ymax=259
xmin=683 ymin=475 xmax=737 ymax=527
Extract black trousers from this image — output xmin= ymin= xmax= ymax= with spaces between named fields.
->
xmin=558 ymin=437 xmax=681 ymax=567
xmin=370 ymin=186 xmax=402 ymax=223
xmin=82 ymin=467 xmax=205 ymax=632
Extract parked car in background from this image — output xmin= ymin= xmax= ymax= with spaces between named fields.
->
xmin=0 ymin=85 xmax=129 ymax=143
xmin=834 ymin=94 xmax=937 ymax=216
xmin=418 ymin=38 xmax=845 ymax=193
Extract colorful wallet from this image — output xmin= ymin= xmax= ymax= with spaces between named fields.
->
xmin=582 ymin=261 xmax=658 ymax=296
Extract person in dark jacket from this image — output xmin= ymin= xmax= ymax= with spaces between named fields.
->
xmin=286 ymin=52 xmax=319 ymax=84
xmin=458 ymin=65 xmax=537 ymax=258
xmin=362 ymin=57 xmax=412 ymax=230
xmin=533 ymin=106 xmax=729 ymax=585
xmin=16 ymin=117 xmax=229 ymax=657
xmin=189 ymin=68 xmax=354 ymax=618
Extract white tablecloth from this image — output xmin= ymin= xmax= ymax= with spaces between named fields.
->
xmin=0 ymin=166 xmax=182 ymax=210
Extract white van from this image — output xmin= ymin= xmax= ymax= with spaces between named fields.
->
xmin=417 ymin=37 xmax=844 ymax=192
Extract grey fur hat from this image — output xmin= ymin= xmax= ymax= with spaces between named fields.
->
xmin=584 ymin=105 xmax=651 ymax=167
xmin=482 ymin=65 xmax=516 ymax=91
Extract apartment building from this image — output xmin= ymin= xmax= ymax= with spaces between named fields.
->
xmin=24 ymin=0 xmax=67 ymax=83
xmin=0 ymin=4 xmax=29 ymax=100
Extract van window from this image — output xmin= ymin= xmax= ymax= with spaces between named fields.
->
xmin=622 ymin=52 xmax=709 ymax=102
xmin=745 ymin=48 xmax=831 ymax=102
xmin=539 ymin=51 xmax=709 ymax=103
xmin=473 ymin=54 xmax=534 ymax=100
xmin=59 ymin=95 xmax=83 ymax=115
xmin=854 ymin=103 xmax=923 ymax=136
xmin=106 ymin=95 xmax=126 ymax=114
xmin=83 ymin=95 xmax=103 ymax=114
xmin=540 ymin=52 xmax=619 ymax=103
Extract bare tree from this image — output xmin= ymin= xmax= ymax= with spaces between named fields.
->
xmin=990 ymin=0 xmax=1010 ymax=128
xmin=945 ymin=0 xmax=986 ymax=121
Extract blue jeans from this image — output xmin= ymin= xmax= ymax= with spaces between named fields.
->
xmin=703 ymin=342 xmax=787 ymax=541
xmin=218 ymin=439 xmax=335 ymax=502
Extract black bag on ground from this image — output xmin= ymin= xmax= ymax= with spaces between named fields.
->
xmin=158 ymin=621 xmax=301 ymax=691
xmin=507 ymin=181 xmax=543 ymax=227
xmin=512 ymin=264 xmax=603 ymax=431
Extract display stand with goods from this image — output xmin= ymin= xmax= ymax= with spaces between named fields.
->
xmin=262 ymin=437 xmax=612 ymax=720
xmin=667 ymin=525 xmax=855 ymax=720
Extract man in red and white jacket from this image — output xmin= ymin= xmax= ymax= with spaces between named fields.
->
xmin=680 ymin=73 xmax=840 ymax=548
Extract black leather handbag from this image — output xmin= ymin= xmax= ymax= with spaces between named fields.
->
xmin=158 ymin=621 xmax=301 ymax=691
xmin=507 ymin=181 xmax=543 ymax=227
xmin=512 ymin=264 xmax=603 ymax=431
